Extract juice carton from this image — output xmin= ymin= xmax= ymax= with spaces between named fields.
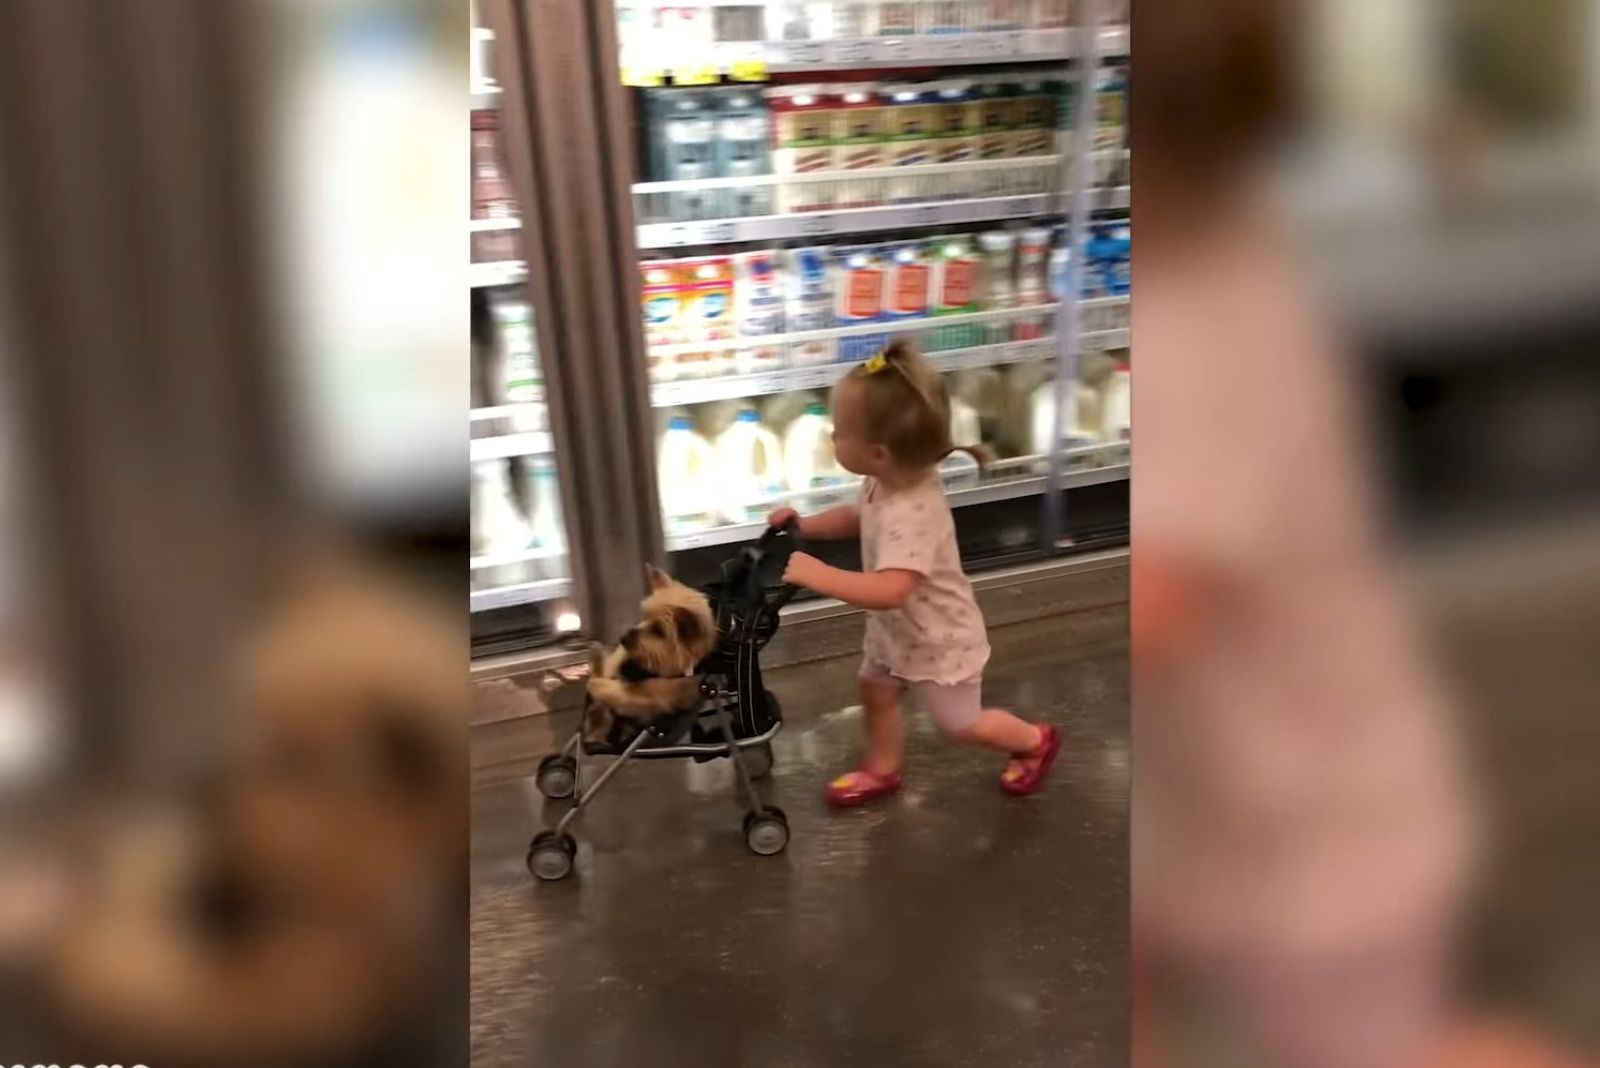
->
xmin=834 ymin=83 xmax=889 ymax=208
xmin=933 ymin=81 xmax=978 ymax=198
xmin=833 ymin=244 xmax=890 ymax=362
xmin=733 ymin=249 xmax=786 ymax=374
xmin=781 ymin=246 xmax=837 ymax=366
xmin=678 ymin=256 xmax=736 ymax=379
xmin=641 ymin=259 xmax=689 ymax=382
xmin=768 ymin=85 xmax=837 ymax=213
xmin=884 ymin=84 xmax=936 ymax=203
xmin=877 ymin=0 xmax=920 ymax=35
xmin=1012 ymin=80 xmax=1055 ymax=158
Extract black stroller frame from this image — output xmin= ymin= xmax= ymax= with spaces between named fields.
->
xmin=526 ymin=521 xmax=803 ymax=881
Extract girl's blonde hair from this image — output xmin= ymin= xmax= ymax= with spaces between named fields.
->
xmin=843 ymin=339 xmax=991 ymax=470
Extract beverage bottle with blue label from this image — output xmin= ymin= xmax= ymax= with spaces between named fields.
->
xmin=713 ymin=86 xmax=772 ymax=218
xmin=646 ymin=88 xmax=717 ymax=220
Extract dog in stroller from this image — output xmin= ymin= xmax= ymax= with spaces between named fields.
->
xmin=526 ymin=521 xmax=803 ymax=881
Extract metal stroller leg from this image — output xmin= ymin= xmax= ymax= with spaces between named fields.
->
xmin=554 ymin=727 xmax=652 ymax=838
xmin=529 ymin=726 xmax=654 ymax=882
xmin=714 ymin=691 xmax=792 ymax=858
xmin=714 ymin=696 xmax=764 ymax=818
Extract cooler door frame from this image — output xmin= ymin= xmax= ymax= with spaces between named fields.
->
xmin=480 ymin=0 xmax=665 ymax=645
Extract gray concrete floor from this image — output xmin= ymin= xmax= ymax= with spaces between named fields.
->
xmin=470 ymin=608 xmax=1130 ymax=1068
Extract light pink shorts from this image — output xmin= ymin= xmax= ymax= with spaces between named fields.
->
xmin=859 ymin=658 xmax=984 ymax=734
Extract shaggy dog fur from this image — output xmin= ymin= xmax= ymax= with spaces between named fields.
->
xmin=584 ymin=566 xmax=718 ymax=741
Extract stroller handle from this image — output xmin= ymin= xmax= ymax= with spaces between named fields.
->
xmin=750 ymin=516 xmax=805 ymax=611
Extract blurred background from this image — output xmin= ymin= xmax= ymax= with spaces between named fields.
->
xmin=0 ymin=1 xmax=466 ymax=1066
xmin=1135 ymin=0 xmax=1600 ymax=1066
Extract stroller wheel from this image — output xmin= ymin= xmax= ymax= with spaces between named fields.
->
xmin=535 ymin=754 xmax=577 ymax=800
xmin=527 ymin=830 xmax=577 ymax=881
xmin=741 ymin=741 xmax=774 ymax=780
xmin=743 ymin=806 xmax=790 ymax=857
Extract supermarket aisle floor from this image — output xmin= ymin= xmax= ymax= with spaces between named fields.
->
xmin=470 ymin=609 xmax=1129 ymax=1068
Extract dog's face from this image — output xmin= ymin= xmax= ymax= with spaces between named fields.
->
xmin=617 ymin=566 xmax=716 ymax=677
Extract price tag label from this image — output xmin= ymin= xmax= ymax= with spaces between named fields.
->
xmin=664 ymin=224 xmax=692 ymax=246
xmin=730 ymin=58 xmax=769 ymax=82
xmin=831 ymin=39 xmax=876 ymax=64
xmin=702 ymin=221 xmax=738 ymax=244
xmin=908 ymin=203 xmax=942 ymax=228
xmin=796 ymin=212 xmax=838 ymax=237
xmin=785 ymin=41 xmax=826 ymax=66
xmin=621 ymin=66 xmax=665 ymax=87
xmin=876 ymin=37 xmax=909 ymax=63
xmin=932 ymin=35 xmax=969 ymax=59
xmin=672 ymin=63 xmax=720 ymax=86
xmin=791 ymin=366 xmax=837 ymax=390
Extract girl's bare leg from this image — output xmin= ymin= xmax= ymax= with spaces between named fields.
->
xmin=860 ymin=674 xmax=907 ymax=775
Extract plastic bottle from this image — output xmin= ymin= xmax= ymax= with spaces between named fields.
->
xmin=522 ymin=455 xmax=566 ymax=553
xmin=472 ymin=460 xmax=532 ymax=556
xmin=715 ymin=409 xmax=787 ymax=524
xmin=714 ymin=86 xmax=773 ymax=218
xmin=977 ymin=230 xmax=1016 ymax=345
xmin=658 ymin=416 xmax=719 ymax=533
xmin=647 ymin=88 xmax=717 ymax=220
xmin=931 ymin=234 xmax=983 ymax=350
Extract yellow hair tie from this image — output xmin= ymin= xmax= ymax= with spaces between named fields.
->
xmin=862 ymin=351 xmax=890 ymax=375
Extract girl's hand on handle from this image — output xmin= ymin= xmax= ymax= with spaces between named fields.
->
xmin=782 ymin=551 xmax=825 ymax=590
xmin=767 ymin=507 xmax=799 ymax=531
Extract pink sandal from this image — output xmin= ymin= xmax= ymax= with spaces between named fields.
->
xmin=1001 ymin=724 xmax=1061 ymax=796
xmin=824 ymin=767 xmax=904 ymax=808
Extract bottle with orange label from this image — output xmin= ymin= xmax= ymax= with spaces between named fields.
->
xmin=930 ymin=234 xmax=983 ymax=350
xmin=885 ymin=241 xmax=935 ymax=324
xmin=833 ymin=244 xmax=890 ymax=362
xmin=678 ymin=256 xmax=737 ymax=379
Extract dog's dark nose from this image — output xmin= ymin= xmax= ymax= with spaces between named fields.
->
xmin=620 ymin=627 xmax=640 ymax=651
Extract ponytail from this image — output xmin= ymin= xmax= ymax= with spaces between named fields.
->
xmin=852 ymin=338 xmax=990 ymax=471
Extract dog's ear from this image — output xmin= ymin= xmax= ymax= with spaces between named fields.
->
xmin=645 ymin=564 xmax=672 ymax=592
xmin=670 ymin=605 xmax=707 ymax=646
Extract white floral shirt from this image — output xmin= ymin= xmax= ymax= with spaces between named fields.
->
xmin=859 ymin=475 xmax=990 ymax=684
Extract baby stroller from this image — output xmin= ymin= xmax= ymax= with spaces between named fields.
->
xmin=526 ymin=521 xmax=803 ymax=881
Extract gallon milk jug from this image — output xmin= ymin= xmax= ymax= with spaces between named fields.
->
xmin=472 ymin=460 xmax=532 ymax=557
xmin=658 ymin=417 xmax=719 ymax=533
xmin=948 ymin=395 xmax=982 ymax=448
xmin=716 ymin=409 xmax=786 ymax=524
xmin=1029 ymin=380 xmax=1101 ymax=460
xmin=783 ymin=402 xmax=846 ymax=510
xmin=1101 ymin=362 xmax=1131 ymax=441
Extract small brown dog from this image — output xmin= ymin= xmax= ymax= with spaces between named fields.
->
xmin=584 ymin=566 xmax=718 ymax=742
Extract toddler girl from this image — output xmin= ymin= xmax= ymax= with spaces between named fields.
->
xmin=771 ymin=340 xmax=1062 ymax=807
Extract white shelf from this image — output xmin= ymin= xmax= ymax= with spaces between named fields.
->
xmin=470 ymin=216 xmax=522 ymax=233
xmin=471 ymin=544 xmax=568 ymax=571
xmin=471 ymin=400 xmax=545 ymax=420
xmin=470 ymin=259 xmax=526 ymax=288
xmin=471 ymin=431 xmax=552 ymax=462
xmin=650 ymin=321 xmax=1129 ymax=407
xmin=663 ymin=456 xmax=1129 ymax=551
xmin=471 ymin=578 xmax=572 ymax=612
xmin=636 ymin=185 xmax=1127 ymax=248
xmin=620 ymin=24 xmax=1128 ymax=81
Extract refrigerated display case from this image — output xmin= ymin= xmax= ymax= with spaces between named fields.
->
xmin=618 ymin=0 xmax=1132 ymax=588
xmin=471 ymin=0 xmax=1131 ymax=651
xmin=469 ymin=7 xmax=580 ymax=649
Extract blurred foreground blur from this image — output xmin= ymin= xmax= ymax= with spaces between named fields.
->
xmin=1135 ymin=1 xmax=1599 ymax=1066
xmin=0 ymin=2 xmax=467 ymax=1066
